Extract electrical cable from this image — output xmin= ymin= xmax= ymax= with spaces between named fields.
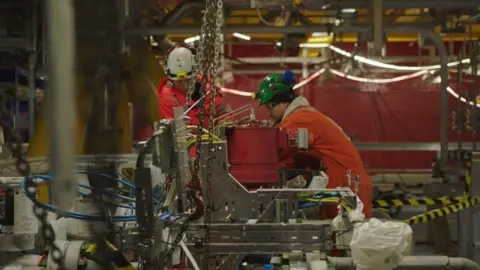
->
xmin=20 ymin=171 xmax=161 ymax=222
xmin=329 ymin=69 xmax=427 ymax=83
xmin=328 ymin=44 xmax=470 ymax=71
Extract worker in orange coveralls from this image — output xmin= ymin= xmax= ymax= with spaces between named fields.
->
xmin=158 ymin=44 xmax=231 ymax=126
xmin=252 ymin=71 xmax=372 ymax=219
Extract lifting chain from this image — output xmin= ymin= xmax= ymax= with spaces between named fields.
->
xmin=203 ymin=0 xmax=223 ymax=263
xmin=166 ymin=0 xmax=223 ymax=265
xmin=0 ymin=92 xmax=64 ymax=268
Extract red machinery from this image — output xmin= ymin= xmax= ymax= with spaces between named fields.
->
xmin=226 ymin=127 xmax=289 ymax=186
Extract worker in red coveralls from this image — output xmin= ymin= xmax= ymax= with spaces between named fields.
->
xmin=158 ymin=44 xmax=231 ymax=126
xmin=159 ymin=45 xmax=232 ymax=270
xmin=252 ymin=71 xmax=372 ymax=219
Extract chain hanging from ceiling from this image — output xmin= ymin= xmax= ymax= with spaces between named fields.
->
xmin=0 ymin=92 xmax=65 ymax=268
xmin=167 ymin=0 xmax=224 ymax=265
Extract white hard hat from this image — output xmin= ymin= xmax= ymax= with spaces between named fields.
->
xmin=166 ymin=46 xmax=195 ymax=80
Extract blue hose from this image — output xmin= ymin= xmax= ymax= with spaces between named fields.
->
xmin=20 ymin=171 xmax=160 ymax=222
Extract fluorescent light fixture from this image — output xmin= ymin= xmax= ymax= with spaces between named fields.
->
xmin=184 ymin=35 xmax=200 ymax=43
xmin=311 ymin=32 xmax=332 ymax=37
xmin=233 ymin=32 xmax=251 ymax=41
xmin=276 ymin=42 xmax=282 ymax=46
xmin=299 ymin=43 xmax=329 ymax=48
xmin=341 ymin=8 xmax=356 ymax=13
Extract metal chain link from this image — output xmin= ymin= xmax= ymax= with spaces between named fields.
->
xmin=204 ymin=0 xmax=223 ymax=264
xmin=165 ymin=0 xmax=224 ymax=266
xmin=0 ymin=93 xmax=64 ymax=268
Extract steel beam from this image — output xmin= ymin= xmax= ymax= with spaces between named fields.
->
xmin=125 ymin=23 xmax=436 ymax=35
xmin=231 ymin=55 xmax=450 ymax=64
xmin=230 ymin=68 xmax=425 ymax=75
xmin=300 ymin=0 xmax=480 ymax=9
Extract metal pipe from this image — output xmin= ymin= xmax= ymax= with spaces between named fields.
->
xmin=28 ymin=0 xmax=38 ymax=140
xmin=419 ymin=32 xmax=448 ymax=168
xmin=372 ymin=0 xmax=383 ymax=57
xmin=46 ymin=0 xmax=77 ymax=211
xmin=327 ymin=256 xmax=480 ymax=270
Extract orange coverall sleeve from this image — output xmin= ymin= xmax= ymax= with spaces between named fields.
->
xmin=159 ymin=92 xmax=181 ymax=119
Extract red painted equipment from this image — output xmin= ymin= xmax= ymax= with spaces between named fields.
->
xmin=226 ymin=127 xmax=288 ymax=185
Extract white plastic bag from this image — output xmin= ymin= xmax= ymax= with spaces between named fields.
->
xmin=350 ymin=218 xmax=413 ymax=270
xmin=309 ymin=171 xmax=329 ymax=189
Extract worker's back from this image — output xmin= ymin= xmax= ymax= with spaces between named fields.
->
xmin=279 ymin=97 xmax=371 ymax=218
xmin=281 ymin=105 xmax=365 ymax=172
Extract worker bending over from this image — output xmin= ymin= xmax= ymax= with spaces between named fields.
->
xmin=253 ymin=71 xmax=372 ymax=218
xmin=158 ymin=44 xmax=232 ymax=126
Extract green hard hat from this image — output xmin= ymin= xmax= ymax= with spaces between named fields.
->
xmin=252 ymin=73 xmax=294 ymax=105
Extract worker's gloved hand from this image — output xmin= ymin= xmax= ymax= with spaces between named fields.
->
xmin=308 ymin=171 xmax=329 ymax=189
xmin=285 ymin=175 xmax=307 ymax=188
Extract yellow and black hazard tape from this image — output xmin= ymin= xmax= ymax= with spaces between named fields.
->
xmin=403 ymin=197 xmax=480 ymax=225
xmin=464 ymin=165 xmax=472 ymax=200
xmin=373 ymin=196 xmax=467 ymax=208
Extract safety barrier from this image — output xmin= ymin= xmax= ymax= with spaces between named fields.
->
xmin=403 ymin=197 xmax=480 ymax=225
xmin=373 ymin=196 xmax=467 ymax=208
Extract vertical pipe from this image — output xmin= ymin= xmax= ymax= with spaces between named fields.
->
xmin=128 ymin=103 xmax=133 ymax=142
xmin=417 ymin=31 xmax=449 ymax=167
xmin=387 ymin=27 xmax=448 ymax=167
xmin=372 ymin=0 xmax=383 ymax=57
xmin=470 ymin=24 xmax=477 ymax=151
xmin=46 ymin=0 xmax=77 ymax=211
xmin=42 ymin=1 xmax=47 ymax=67
xmin=28 ymin=0 xmax=38 ymax=140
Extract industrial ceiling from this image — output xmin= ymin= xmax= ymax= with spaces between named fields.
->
xmin=148 ymin=0 xmax=480 ymax=46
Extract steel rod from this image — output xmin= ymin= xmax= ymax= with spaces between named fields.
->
xmin=46 ymin=0 xmax=77 ymax=210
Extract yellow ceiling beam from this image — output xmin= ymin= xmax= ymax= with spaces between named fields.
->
xmin=395 ymin=8 xmax=421 ymax=23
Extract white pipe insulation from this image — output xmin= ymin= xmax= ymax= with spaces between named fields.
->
xmin=327 ymin=256 xmax=480 ymax=270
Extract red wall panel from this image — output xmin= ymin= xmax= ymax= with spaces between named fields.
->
xmin=223 ymin=73 xmax=480 ymax=170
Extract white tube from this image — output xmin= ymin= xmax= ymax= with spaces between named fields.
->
xmin=46 ymin=0 xmax=77 ymax=211
xmin=327 ymin=256 xmax=480 ymax=270
xmin=179 ymin=241 xmax=200 ymax=270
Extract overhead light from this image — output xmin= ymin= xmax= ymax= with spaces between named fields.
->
xmin=299 ymin=43 xmax=329 ymax=48
xmin=276 ymin=42 xmax=282 ymax=46
xmin=184 ymin=35 xmax=200 ymax=43
xmin=311 ymin=32 xmax=332 ymax=37
xmin=341 ymin=9 xmax=356 ymax=13
xmin=233 ymin=32 xmax=251 ymax=41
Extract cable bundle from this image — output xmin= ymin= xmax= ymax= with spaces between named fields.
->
xmin=20 ymin=170 xmax=164 ymax=222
